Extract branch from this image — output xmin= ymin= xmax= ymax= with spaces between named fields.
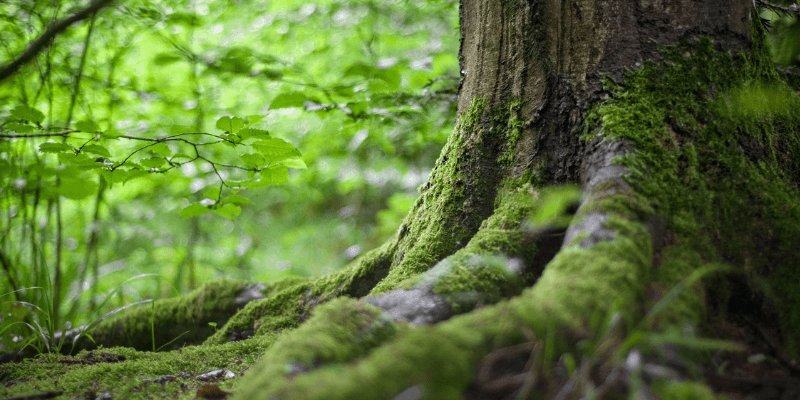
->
xmin=757 ymin=0 xmax=800 ymax=16
xmin=0 ymin=0 xmax=116 ymax=83
xmin=0 ymin=132 xmax=72 ymax=138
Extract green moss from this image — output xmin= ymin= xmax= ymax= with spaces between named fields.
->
xmin=369 ymin=97 xmax=490 ymax=293
xmin=647 ymin=246 xmax=707 ymax=329
xmin=205 ymin=241 xmax=396 ymax=345
xmin=75 ymin=279 xmax=250 ymax=352
xmin=389 ymin=183 xmax=539 ymax=314
xmin=531 ymin=216 xmax=652 ymax=324
xmin=426 ymin=254 xmax=523 ymax=314
xmin=495 ymin=98 xmax=524 ymax=166
xmin=241 ymin=191 xmax=655 ymax=399
xmin=231 ymin=297 xmax=402 ymax=399
xmin=651 ymin=380 xmax=723 ymax=400
xmin=0 ymin=335 xmax=277 ymax=399
xmin=584 ymin=34 xmax=800 ymax=356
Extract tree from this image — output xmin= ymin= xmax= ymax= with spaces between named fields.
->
xmin=3 ymin=0 xmax=800 ymax=399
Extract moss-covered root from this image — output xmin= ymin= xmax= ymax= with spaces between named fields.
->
xmin=231 ymin=183 xmax=655 ymax=399
xmin=68 ymin=279 xmax=260 ymax=353
xmin=230 ymin=297 xmax=402 ymax=399
xmin=360 ymin=184 xmax=553 ymax=325
xmin=363 ymin=254 xmax=524 ymax=325
xmin=204 ymin=241 xmax=397 ymax=345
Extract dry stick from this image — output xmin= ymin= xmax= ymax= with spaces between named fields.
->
xmin=0 ymin=0 xmax=115 ymax=83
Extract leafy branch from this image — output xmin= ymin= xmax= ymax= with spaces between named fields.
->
xmin=1 ymin=110 xmax=306 ymax=220
xmin=0 ymin=0 xmax=117 ymax=83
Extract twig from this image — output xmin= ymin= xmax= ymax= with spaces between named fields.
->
xmin=0 ymin=0 xmax=116 ymax=83
xmin=0 ymin=132 xmax=72 ymax=139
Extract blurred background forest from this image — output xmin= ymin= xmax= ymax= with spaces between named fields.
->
xmin=0 ymin=0 xmax=798 ymax=353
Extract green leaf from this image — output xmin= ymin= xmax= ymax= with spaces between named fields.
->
xmin=221 ymin=195 xmax=252 ymax=205
xmin=140 ymin=157 xmax=165 ymax=169
xmin=344 ymin=63 xmax=375 ymax=79
xmin=39 ymin=142 xmax=74 ymax=154
xmin=169 ymin=153 xmax=192 ymax=161
xmin=75 ymin=120 xmax=100 ymax=133
xmin=102 ymin=129 xmax=122 ymax=138
xmin=282 ymin=158 xmax=307 ymax=169
xmin=82 ymin=144 xmax=111 ymax=157
xmin=248 ymin=165 xmax=288 ymax=187
xmin=166 ymin=12 xmax=202 ymax=27
xmin=104 ymin=169 xmax=131 ymax=186
xmin=203 ymin=187 xmax=221 ymax=200
xmin=346 ymin=102 xmax=368 ymax=116
xmin=180 ymin=203 xmax=211 ymax=218
xmin=153 ymin=53 xmax=182 ymax=66
xmin=375 ymin=68 xmax=401 ymax=90
xmin=245 ymin=115 xmax=266 ymax=127
xmin=58 ymin=177 xmax=98 ymax=200
xmin=10 ymin=105 xmax=45 ymax=124
xmin=5 ymin=122 xmax=34 ymax=133
xmin=238 ymin=128 xmax=270 ymax=140
xmin=63 ymin=153 xmax=105 ymax=170
xmin=213 ymin=204 xmax=241 ymax=220
xmin=149 ymin=143 xmax=171 ymax=157
xmin=251 ymin=137 xmax=301 ymax=162
xmin=125 ymin=169 xmax=148 ymax=182
xmin=263 ymin=165 xmax=289 ymax=184
xmin=344 ymin=63 xmax=400 ymax=89
xmin=215 ymin=116 xmax=244 ymax=133
xmin=240 ymin=153 xmax=266 ymax=168
xmin=260 ymin=68 xmax=283 ymax=80
xmin=269 ymin=92 xmax=307 ymax=109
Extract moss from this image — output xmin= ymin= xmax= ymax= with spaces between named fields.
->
xmin=0 ymin=335 xmax=277 ymax=399
xmin=651 ymin=380 xmax=724 ymax=400
xmin=203 ymin=280 xmax=307 ymax=345
xmin=73 ymin=279 xmax=251 ymax=352
xmin=371 ymin=96 xmax=531 ymax=295
xmin=205 ymin=241 xmax=396 ymax=345
xmin=425 ymin=254 xmax=524 ymax=314
xmin=231 ymin=297 xmax=402 ymax=399
xmin=647 ymin=246 xmax=708 ymax=330
xmin=495 ymin=98 xmax=524 ymax=166
xmin=584 ymin=34 xmax=800 ymax=356
xmin=388 ymin=183 xmax=540 ymax=314
xmin=369 ymin=97 xmax=490 ymax=293
xmin=239 ymin=192 xmax=654 ymax=399
xmin=531 ymin=217 xmax=652 ymax=324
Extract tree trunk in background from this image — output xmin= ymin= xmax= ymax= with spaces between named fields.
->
xmin=7 ymin=1 xmax=800 ymax=399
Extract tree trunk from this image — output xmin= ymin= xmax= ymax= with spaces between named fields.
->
xmin=4 ymin=1 xmax=800 ymax=399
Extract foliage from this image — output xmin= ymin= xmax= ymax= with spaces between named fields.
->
xmin=0 ymin=0 xmax=458 ymax=352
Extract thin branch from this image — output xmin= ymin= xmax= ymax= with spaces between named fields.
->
xmin=0 ymin=132 xmax=72 ymax=139
xmin=0 ymin=0 xmax=116 ymax=83
xmin=757 ymin=0 xmax=800 ymax=16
